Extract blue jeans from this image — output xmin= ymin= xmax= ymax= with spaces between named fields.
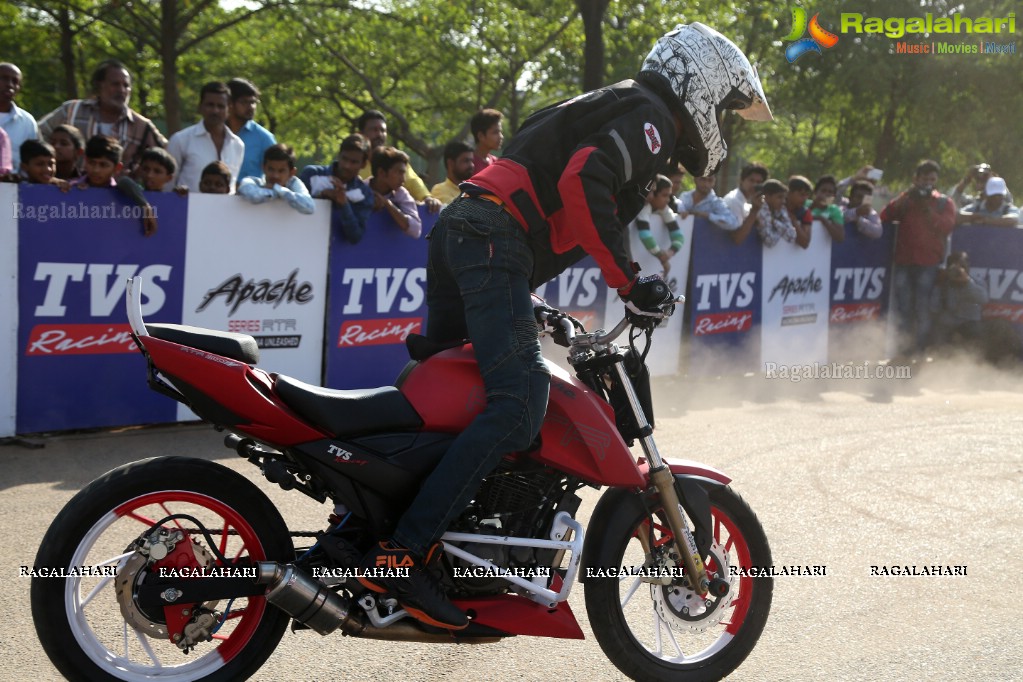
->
xmin=893 ymin=264 xmax=938 ymax=356
xmin=392 ymin=197 xmax=550 ymax=557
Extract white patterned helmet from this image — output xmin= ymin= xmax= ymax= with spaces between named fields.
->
xmin=641 ymin=23 xmax=772 ymax=176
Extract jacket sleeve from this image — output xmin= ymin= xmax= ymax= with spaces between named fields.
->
xmin=555 ymin=109 xmax=675 ymax=289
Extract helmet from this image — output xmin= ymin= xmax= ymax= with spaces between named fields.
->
xmin=641 ymin=23 xmax=772 ymax=176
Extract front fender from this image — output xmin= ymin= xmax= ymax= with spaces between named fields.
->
xmin=580 ymin=470 xmax=727 ymax=583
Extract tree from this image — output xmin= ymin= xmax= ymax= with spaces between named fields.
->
xmin=77 ymin=0 xmax=296 ymax=133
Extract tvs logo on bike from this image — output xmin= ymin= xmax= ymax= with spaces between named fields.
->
xmin=197 ymin=269 xmax=314 ymax=317
xmin=327 ymin=444 xmax=353 ymax=461
xmin=643 ymin=123 xmax=662 ymax=154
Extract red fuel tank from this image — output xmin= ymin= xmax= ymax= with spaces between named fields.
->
xmin=399 ymin=346 xmax=644 ymax=487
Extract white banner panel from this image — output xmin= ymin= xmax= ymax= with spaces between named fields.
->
xmin=760 ymin=221 xmax=832 ymax=369
xmin=0 ymin=184 xmax=18 ymax=437
xmin=180 ymin=194 xmax=330 ymax=420
xmin=603 ymin=213 xmax=694 ymax=376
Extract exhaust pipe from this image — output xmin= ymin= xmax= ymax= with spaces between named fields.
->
xmin=256 ymin=562 xmax=504 ymax=643
xmin=256 ymin=562 xmax=360 ymax=635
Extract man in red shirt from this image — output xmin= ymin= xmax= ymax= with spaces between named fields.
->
xmin=880 ymin=159 xmax=957 ymax=360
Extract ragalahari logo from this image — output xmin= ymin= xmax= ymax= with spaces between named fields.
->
xmin=784 ymin=7 xmax=840 ymax=62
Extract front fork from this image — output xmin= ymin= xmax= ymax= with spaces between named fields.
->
xmin=611 ymin=362 xmax=711 ymax=597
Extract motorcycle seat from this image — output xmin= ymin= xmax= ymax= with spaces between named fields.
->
xmin=146 ymin=323 xmax=260 ymax=364
xmin=274 ymin=374 xmax=424 ymax=437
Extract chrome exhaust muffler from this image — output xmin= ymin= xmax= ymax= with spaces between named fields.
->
xmin=255 ymin=562 xmax=359 ymax=635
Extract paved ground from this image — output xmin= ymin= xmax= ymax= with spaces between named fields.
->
xmin=2 ymin=359 xmax=1021 ymax=681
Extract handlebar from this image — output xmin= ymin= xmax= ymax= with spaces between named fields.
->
xmin=535 ymin=294 xmax=684 ymax=348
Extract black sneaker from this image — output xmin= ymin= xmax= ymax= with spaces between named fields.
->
xmin=357 ymin=541 xmax=468 ymax=630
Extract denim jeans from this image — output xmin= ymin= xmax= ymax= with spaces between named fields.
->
xmin=893 ymin=264 xmax=938 ymax=356
xmin=392 ymin=197 xmax=550 ymax=557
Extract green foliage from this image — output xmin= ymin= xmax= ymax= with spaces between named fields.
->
xmin=8 ymin=0 xmax=1022 ymax=191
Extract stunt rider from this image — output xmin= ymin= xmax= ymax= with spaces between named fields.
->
xmin=358 ymin=22 xmax=772 ymax=630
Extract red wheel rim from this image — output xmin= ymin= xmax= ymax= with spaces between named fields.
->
xmin=115 ymin=491 xmax=269 ymax=663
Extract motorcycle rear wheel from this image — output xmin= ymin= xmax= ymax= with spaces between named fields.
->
xmin=585 ymin=484 xmax=772 ymax=682
xmin=31 ymin=456 xmax=293 ymax=682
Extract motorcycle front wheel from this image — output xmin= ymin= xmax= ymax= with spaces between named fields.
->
xmin=585 ymin=483 xmax=772 ymax=682
xmin=31 ymin=456 xmax=293 ymax=682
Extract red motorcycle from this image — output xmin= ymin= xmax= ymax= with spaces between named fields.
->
xmin=32 ymin=277 xmax=772 ymax=681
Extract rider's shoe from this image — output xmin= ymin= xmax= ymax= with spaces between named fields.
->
xmin=357 ymin=540 xmax=468 ymax=630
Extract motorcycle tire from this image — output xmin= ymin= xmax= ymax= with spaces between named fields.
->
xmin=31 ymin=456 xmax=293 ymax=682
xmin=585 ymin=483 xmax=772 ymax=682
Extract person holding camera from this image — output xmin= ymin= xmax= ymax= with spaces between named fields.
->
xmin=930 ymin=251 xmax=988 ymax=351
xmin=949 ymin=162 xmax=1013 ymax=209
xmin=880 ymin=159 xmax=957 ymax=361
xmin=957 ymin=176 xmax=1019 ymax=227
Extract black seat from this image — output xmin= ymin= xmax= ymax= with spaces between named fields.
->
xmin=275 ymin=375 xmax=424 ymax=437
xmin=405 ymin=333 xmax=466 ymax=361
xmin=147 ymin=323 xmax=260 ymax=364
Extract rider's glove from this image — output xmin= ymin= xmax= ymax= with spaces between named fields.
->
xmin=619 ymin=275 xmax=673 ymax=327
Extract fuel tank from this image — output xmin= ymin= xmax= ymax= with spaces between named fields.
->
xmin=398 ymin=346 xmax=644 ymax=487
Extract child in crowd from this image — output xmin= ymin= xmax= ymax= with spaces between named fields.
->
xmin=18 ymin=140 xmax=66 ymax=186
xmin=844 ymin=180 xmax=882 ymax=238
xmin=72 ymin=135 xmax=121 ymax=188
xmin=73 ymin=135 xmax=158 ymax=236
xmin=635 ymin=174 xmax=686 ymax=275
xmin=368 ymin=146 xmax=421 ymax=238
xmin=238 ymin=143 xmax=314 ymax=214
xmin=138 ymin=147 xmax=178 ymax=192
xmin=199 ymin=161 xmax=232 ymax=194
xmin=755 ymin=179 xmax=798 ymax=247
xmin=300 ymin=133 xmax=373 ymax=243
xmin=808 ymin=175 xmax=845 ymax=241
xmin=678 ymin=173 xmax=738 ymax=230
xmin=48 ymin=124 xmax=84 ymax=180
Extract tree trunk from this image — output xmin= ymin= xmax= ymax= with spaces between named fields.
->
xmin=58 ymin=7 xmax=77 ymax=99
xmin=160 ymin=0 xmax=181 ymax=133
xmin=575 ymin=0 xmax=609 ymax=91
xmin=875 ymin=78 xmax=901 ymax=171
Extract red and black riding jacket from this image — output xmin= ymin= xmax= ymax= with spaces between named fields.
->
xmin=466 ymin=74 xmax=682 ymax=290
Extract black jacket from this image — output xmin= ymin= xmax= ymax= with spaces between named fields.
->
xmin=467 ymin=74 xmax=682 ymax=290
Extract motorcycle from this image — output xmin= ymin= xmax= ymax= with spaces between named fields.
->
xmin=32 ymin=277 xmax=772 ymax=681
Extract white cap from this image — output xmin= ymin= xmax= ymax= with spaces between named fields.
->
xmin=985 ymin=176 xmax=1007 ymax=196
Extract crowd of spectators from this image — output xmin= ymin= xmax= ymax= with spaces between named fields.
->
xmin=2 ymin=58 xmax=1019 ymax=364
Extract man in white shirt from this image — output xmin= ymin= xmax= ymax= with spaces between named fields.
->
xmin=0 ymin=63 xmax=39 ymax=168
xmin=167 ymin=82 xmax=244 ymax=191
xmin=722 ymin=162 xmax=768 ymax=226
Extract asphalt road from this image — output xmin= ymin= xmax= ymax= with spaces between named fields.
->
xmin=2 ymin=360 xmax=1021 ymax=681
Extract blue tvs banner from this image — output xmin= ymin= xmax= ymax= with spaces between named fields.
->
xmin=952 ymin=225 xmax=1023 ymax=341
xmin=324 ymin=207 xmax=437 ymax=389
xmin=828 ymin=221 xmax=895 ymax=360
xmin=533 ymin=256 xmax=608 ymax=332
xmin=685 ymin=218 xmax=762 ymax=375
xmin=16 ymin=186 xmax=188 ymax=433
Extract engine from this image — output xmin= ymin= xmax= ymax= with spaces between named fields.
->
xmin=448 ymin=456 xmax=580 ymax=595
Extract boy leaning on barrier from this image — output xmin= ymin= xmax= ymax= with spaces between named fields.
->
xmin=71 ymin=135 xmax=158 ymax=237
xmin=238 ymin=143 xmax=315 ymax=215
